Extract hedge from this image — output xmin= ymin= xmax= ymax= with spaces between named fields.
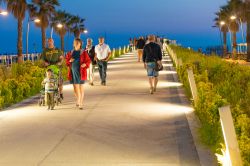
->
xmin=169 ymin=45 xmax=250 ymax=165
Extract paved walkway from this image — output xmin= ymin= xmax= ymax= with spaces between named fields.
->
xmin=0 ymin=53 xmax=202 ymax=166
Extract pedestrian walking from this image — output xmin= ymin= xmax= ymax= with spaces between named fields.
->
xmin=65 ymin=38 xmax=91 ymax=109
xmin=86 ymin=38 xmax=96 ymax=86
xmin=95 ymin=37 xmax=111 ymax=86
xmin=143 ymin=35 xmax=163 ymax=94
xmin=136 ymin=36 xmax=146 ymax=62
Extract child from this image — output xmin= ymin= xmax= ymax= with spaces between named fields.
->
xmin=42 ymin=69 xmax=56 ymax=110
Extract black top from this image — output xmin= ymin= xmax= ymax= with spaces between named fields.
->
xmin=86 ymin=46 xmax=96 ymax=65
xmin=137 ymin=39 xmax=146 ymax=49
xmin=143 ymin=42 xmax=162 ymax=63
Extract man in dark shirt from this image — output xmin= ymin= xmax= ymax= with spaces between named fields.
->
xmin=143 ymin=35 xmax=163 ymax=94
xmin=136 ymin=37 xmax=145 ymax=62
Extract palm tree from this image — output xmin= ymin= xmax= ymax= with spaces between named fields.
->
xmin=0 ymin=0 xmax=27 ymax=63
xmin=51 ymin=10 xmax=70 ymax=52
xmin=68 ymin=15 xmax=85 ymax=38
xmin=28 ymin=0 xmax=59 ymax=49
xmin=244 ymin=1 xmax=250 ymax=62
xmin=215 ymin=7 xmax=229 ymax=58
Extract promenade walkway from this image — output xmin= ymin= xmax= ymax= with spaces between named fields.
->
xmin=0 ymin=52 xmax=211 ymax=166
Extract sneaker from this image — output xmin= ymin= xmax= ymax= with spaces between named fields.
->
xmin=153 ymin=87 xmax=156 ymax=92
xmin=90 ymin=82 xmax=94 ymax=86
xmin=60 ymin=94 xmax=64 ymax=100
xmin=103 ymin=82 xmax=106 ymax=86
xmin=51 ymin=107 xmax=54 ymax=110
xmin=149 ymin=88 xmax=154 ymax=94
xmin=79 ymin=105 xmax=83 ymax=110
xmin=47 ymin=106 xmax=51 ymax=110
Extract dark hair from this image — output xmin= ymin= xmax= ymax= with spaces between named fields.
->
xmin=47 ymin=68 xmax=53 ymax=73
xmin=74 ymin=38 xmax=83 ymax=49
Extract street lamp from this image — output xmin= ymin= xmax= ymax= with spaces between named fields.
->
xmin=26 ymin=18 xmax=40 ymax=57
xmin=0 ymin=10 xmax=8 ymax=16
xmin=230 ymin=15 xmax=237 ymax=20
xmin=50 ymin=23 xmax=63 ymax=38
xmin=57 ymin=23 xmax=63 ymax=29
xmin=220 ymin=21 xmax=225 ymax=26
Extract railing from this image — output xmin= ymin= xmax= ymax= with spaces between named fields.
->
xmin=0 ymin=53 xmax=40 ymax=66
xmin=0 ymin=45 xmax=130 ymax=67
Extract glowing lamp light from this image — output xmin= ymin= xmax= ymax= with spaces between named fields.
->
xmin=230 ymin=15 xmax=236 ymax=20
xmin=220 ymin=21 xmax=226 ymax=26
xmin=84 ymin=30 xmax=88 ymax=34
xmin=0 ymin=11 xmax=8 ymax=16
xmin=57 ymin=23 xmax=63 ymax=28
xmin=34 ymin=19 xmax=40 ymax=23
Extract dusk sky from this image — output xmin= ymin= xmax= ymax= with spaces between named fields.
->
xmin=0 ymin=0 xmax=231 ymax=53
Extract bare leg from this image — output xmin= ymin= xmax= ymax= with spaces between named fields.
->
xmin=79 ymin=84 xmax=85 ymax=108
xmin=154 ymin=77 xmax=158 ymax=91
xmin=74 ymin=84 xmax=80 ymax=106
xmin=148 ymin=77 xmax=154 ymax=94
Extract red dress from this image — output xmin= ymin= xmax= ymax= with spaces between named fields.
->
xmin=65 ymin=50 xmax=91 ymax=81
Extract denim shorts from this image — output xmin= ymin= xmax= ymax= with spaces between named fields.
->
xmin=146 ymin=62 xmax=159 ymax=77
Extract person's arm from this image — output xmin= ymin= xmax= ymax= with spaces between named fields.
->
xmin=57 ymin=50 xmax=64 ymax=65
xmin=158 ymin=46 xmax=163 ymax=61
xmin=41 ymin=50 xmax=50 ymax=66
xmin=81 ymin=51 xmax=91 ymax=68
xmin=104 ymin=46 xmax=112 ymax=61
xmin=143 ymin=47 xmax=147 ymax=69
xmin=65 ymin=52 xmax=72 ymax=67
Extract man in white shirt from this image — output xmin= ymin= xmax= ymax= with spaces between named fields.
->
xmin=95 ymin=37 xmax=111 ymax=86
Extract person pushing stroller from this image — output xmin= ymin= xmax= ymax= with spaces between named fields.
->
xmin=41 ymin=69 xmax=57 ymax=110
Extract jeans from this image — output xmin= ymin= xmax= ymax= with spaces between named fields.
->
xmin=97 ymin=60 xmax=107 ymax=83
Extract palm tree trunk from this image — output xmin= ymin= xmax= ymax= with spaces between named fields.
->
xmin=74 ymin=31 xmax=81 ymax=39
xmin=223 ymin=31 xmax=227 ymax=58
xmin=232 ymin=32 xmax=237 ymax=59
xmin=247 ymin=7 xmax=250 ymax=62
xmin=41 ymin=26 xmax=46 ymax=49
xmin=60 ymin=34 xmax=64 ymax=52
xmin=17 ymin=18 xmax=23 ymax=63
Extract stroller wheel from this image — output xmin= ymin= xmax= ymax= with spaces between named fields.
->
xmin=38 ymin=99 xmax=42 ymax=106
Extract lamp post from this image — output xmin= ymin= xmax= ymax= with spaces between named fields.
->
xmin=26 ymin=18 xmax=40 ymax=57
xmin=50 ymin=23 xmax=63 ymax=38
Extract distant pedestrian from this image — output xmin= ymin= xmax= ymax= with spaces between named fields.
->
xmin=129 ymin=38 xmax=133 ymax=52
xmin=133 ymin=37 xmax=137 ymax=50
xmin=86 ymin=38 xmax=96 ymax=86
xmin=143 ymin=35 xmax=163 ymax=94
xmin=156 ymin=37 xmax=163 ymax=51
xmin=136 ymin=36 xmax=146 ymax=62
xmin=95 ymin=37 xmax=112 ymax=86
xmin=65 ymin=38 xmax=91 ymax=109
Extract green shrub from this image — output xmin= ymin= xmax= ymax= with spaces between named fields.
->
xmin=170 ymin=45 xmax=250 ymax=165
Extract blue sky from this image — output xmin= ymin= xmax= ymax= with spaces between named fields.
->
xmin=0 ymin=0 xmax=231 ymax=53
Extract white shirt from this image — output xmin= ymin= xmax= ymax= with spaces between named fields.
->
xmin=95 ymin=43 xmax=111 ymax=60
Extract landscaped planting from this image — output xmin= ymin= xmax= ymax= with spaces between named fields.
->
xmin=169 ymin=45 xmax=250 ymax=165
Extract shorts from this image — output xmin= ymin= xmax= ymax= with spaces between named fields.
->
xmin=146 ymin=62 xmax=159 ymax=77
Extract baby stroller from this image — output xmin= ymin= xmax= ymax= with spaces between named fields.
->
xmin=38 ymin=65 xmax=63 ymax=107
